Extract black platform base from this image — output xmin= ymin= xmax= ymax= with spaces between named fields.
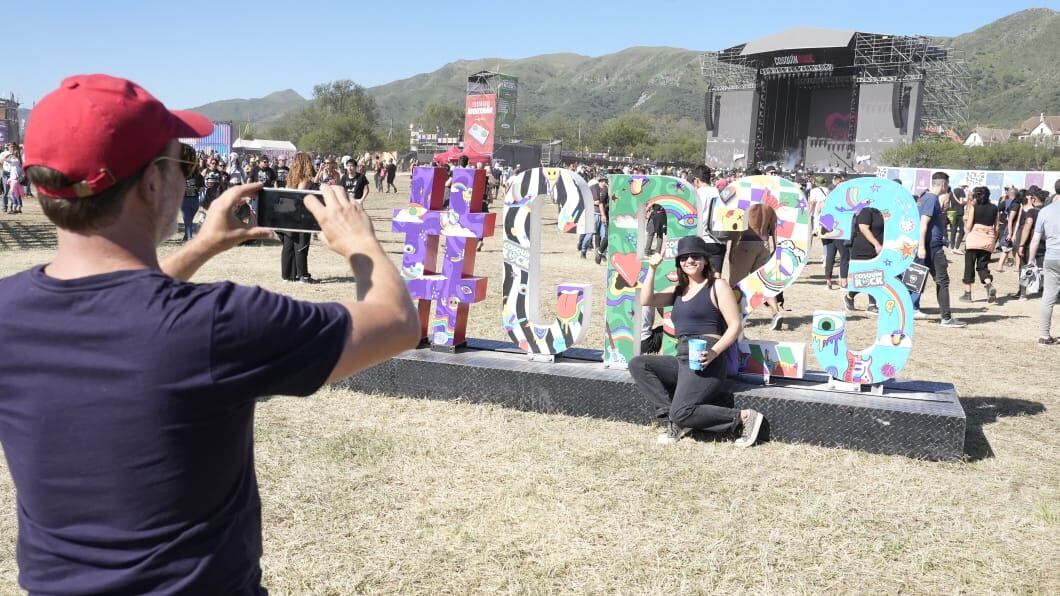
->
xmin=339 ymin=339 xmax=966 ymax=460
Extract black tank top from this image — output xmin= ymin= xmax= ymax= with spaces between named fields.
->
xmin=972 ymin=203 xmax=998 ymax=227
xmin=670 ymin=283 xmax=723 ymax=337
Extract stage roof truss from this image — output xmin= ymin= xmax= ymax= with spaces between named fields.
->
xmin=700 ymin=49 xmax=757 ymax=90
xmin=853 ymin=32 xmax=970 ymax=129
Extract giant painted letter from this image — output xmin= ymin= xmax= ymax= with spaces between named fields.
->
xmin=501 ymin=168 xmax=594 ymax=357
xmin=712 ymin=175 xmax=812 ymax=378
xmin=812 ymin=177 xmax=919 ymax=383
xmin=603 ymin=175 xmax=699 ymax=368
xmin=392 ymin=166 xmax=496 ymax=350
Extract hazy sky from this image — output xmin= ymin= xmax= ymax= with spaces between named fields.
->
xmin=11 ymin=1 xmax=1056 ymax=109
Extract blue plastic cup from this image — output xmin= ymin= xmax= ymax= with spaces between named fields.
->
xmin=688 ymin=338 xmax=708 ymax=371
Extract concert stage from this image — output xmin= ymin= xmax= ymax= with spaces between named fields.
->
xmin=700 ymin=27 xmax=969 ymax=172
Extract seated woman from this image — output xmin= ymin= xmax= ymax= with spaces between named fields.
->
xmin=629 ymin=236 xmax=765 ymax=447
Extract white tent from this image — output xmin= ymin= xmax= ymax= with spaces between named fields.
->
xmin=231 ymin=138 xmax=296 ymax=155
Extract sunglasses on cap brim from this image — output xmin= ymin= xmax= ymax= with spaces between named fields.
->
xmin=152 ymin=143 xmax=199 ymax=178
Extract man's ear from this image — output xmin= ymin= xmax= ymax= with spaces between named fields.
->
xmin=136 ymin=164 xmax=163 ymax=205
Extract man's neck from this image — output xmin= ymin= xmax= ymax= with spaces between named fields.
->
xmin=46 ymin=230 xmax=159 ymax=280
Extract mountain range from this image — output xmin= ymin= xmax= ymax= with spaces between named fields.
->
xmin=166 ymin=8 xmax=1060 ymax=134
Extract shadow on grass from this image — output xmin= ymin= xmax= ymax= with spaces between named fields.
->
xmin=314 ymin=276 xmax=358 ymax=285
xmin=960 ymin=395 xmax=1046 ymax=461
xmin=0 ymin=218 xmax=58 ymax=250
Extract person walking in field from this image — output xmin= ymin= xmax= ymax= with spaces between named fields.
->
xmin=913 ymin=172 xmax=966 ymax=327
xmin=385 ymin=159 xmax=398 ymax=193
xmin=959 ymin=186 xmax=999 ymax=303
xmin=1028 ymin=179 xmax=1060 ymax=345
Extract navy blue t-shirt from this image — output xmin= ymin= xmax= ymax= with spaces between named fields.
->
xmin=918 ymin=192 xmax=947 ymax=251
xmin=0 ymin=266 xmax=350 ymax=594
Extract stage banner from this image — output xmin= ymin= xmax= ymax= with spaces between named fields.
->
xmin=877 ymin=166 xmax=1060 ymax=202
xmin=0 ymin=120 xmax=8 ymax=143
xmin=180 ymin=122 xmax=233 ymax=156
xmin=495 ymin=75 xmax=518 ymax=141
xmin=464 ymin=94 xmax=496 ymax=155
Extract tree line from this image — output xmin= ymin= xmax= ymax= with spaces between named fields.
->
xmin=269 ymin=78 xmax=706 ymax=163
xmin=412 ymin=101 xmax=706 ymax=163
xmin=880 ymin=139 xmax=1060 ymax=171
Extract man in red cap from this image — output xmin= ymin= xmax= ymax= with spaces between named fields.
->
xmin=0 ymin=74 xmax=420 ymax=593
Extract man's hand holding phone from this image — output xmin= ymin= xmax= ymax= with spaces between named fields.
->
xmin=197 ymin=182 xmax=274 ymax=253
xmin=302 ymin=184 xmax=378 ymax=260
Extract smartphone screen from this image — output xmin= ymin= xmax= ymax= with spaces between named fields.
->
xmin=257 ymin=188 xmax=322 ymax=232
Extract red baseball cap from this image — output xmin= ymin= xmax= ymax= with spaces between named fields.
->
xmin=23 ymin=74 xmax=213 ymax=199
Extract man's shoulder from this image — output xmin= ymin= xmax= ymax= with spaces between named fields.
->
xmin=1040 ymin=202 xmax=1060 ymax=222
xmin=919 ymin=193 xmax=940 ymax=210
xmin=0 ymin=267 xmax=38 ymax=295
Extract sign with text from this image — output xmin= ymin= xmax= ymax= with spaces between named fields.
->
xmin=463 ymin=94 xmax=496 ymax=155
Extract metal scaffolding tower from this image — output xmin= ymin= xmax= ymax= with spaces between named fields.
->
xmin=700 ymin=48 xmax=757 ymax=90
xmin=852 ymin=32 xmax=970 ymax=131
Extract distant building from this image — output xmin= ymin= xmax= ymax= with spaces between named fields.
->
xmin=0 ymin=96 xmax=19 ymax=143
xmin=1017 ymin=113 xmax=1060 ymax=144
xmin=964 ymin=126 xmax=1013 ymax=146
xmin=408 ymin=124 xmax=462 ymax=154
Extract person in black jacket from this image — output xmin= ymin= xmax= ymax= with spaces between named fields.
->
xmin=385 ymin=159 xmax=398 ymax=193
xmin=181 ymin=166 xmax=205 ymax=242
xmin=645 ymin=203 xmax=666 ymax=255
xmin=843 ymin=206 xmax=884 ymax=313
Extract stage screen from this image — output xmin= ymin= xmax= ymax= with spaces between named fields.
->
xmin=705 ymin=89 xmax=756 ymax=169
xmin=853 ymin=82 xmax=922 ymax=172
xmin=804 ymin=87 xmax=854 ymax=171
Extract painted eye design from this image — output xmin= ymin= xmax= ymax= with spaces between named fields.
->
xmin=403 ymin=244 xmax=416 ymax=254
xmin=812 ymin=313 xmax=846 ymax=337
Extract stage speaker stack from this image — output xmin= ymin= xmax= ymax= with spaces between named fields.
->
xmin=705 ymin=90 xmax=715 ymax=131
xmin=891 ymin=82 xmax=907 ymax=129
xmin=703 ymin=88 xmax=720 ymax=130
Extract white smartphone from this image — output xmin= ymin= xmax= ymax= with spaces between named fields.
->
xmin=256 ymin=187 xmax=322 ymax=233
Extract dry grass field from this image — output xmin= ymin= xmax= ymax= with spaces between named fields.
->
xmin=0 ymin=176 xmax=1056 ymax=594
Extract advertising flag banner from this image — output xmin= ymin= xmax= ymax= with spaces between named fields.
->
xmin=463 ymin=94 xmax=496 ymax=154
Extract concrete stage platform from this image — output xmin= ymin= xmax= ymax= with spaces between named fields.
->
xmin=339 ymin=339 xmax=966 ymax=460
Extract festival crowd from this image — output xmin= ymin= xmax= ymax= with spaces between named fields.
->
xmin=562 ymin=162 xmax=1058 ymax=341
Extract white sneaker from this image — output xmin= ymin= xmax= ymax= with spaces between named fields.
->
xmin=770 ymin=313 xmax=783 ymax=331
xmin=913 ymin=310 xmax=930 ymax=320
xmin=734 ymin=410 xmax=764 ymax=448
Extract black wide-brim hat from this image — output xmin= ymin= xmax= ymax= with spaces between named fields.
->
xmin=675 ymin=236 xmax=717 ymax=259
